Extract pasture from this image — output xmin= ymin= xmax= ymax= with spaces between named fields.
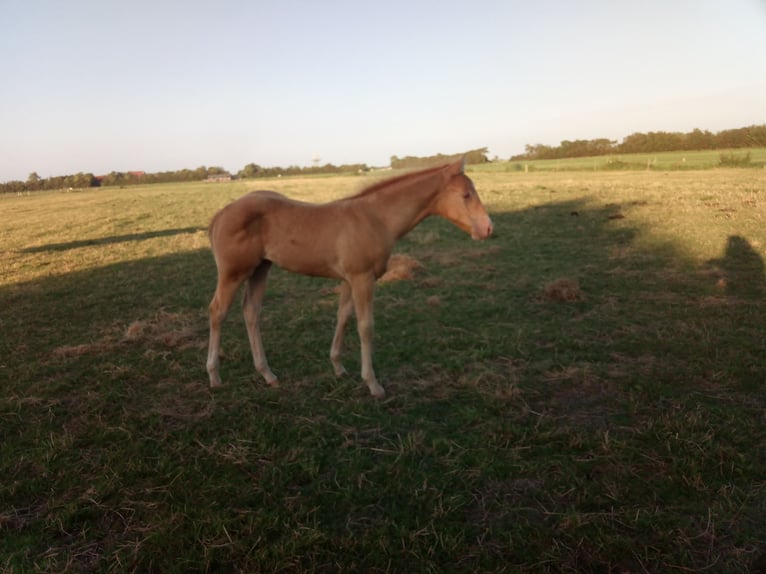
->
xmin=1 ymin=168 xmax=765 ymax=572
xmin=488 ymin=147 xmax=766 ymax=172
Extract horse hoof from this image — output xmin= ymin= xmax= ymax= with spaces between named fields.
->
xmin=267 ymin=379 xmax=280 ymax=388
xmin=369 ymin=384 xmax=386 ymax=399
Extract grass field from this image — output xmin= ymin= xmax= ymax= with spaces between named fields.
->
xmin=477 ymin=148 xmax=766 ymax=172
xmin=1 ymin=169 xmax=765 ymax=572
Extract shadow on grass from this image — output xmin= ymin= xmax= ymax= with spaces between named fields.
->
xmin=20 ymin=226 xmax=205 ymax=253
xmin=708 ymin=235 xmax=766 ymax=299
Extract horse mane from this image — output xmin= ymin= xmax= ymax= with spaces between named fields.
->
xmin=349 ymin=163 xmax=449 ymax=199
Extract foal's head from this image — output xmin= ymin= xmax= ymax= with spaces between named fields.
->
xmin=436 ymin=159 xmax=494 ymax=240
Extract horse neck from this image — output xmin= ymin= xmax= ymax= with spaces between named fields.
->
xmin=356 ymin=171 xmax=442 ymax=238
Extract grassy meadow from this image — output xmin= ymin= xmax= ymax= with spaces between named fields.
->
xmin=1 ymin=167 xmax=766 ymax=572
xmin=481 ymin=148 xmax=766 ymax=172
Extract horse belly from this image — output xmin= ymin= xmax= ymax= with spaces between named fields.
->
xmin=264 ymin=228 xmax=342 ymax=279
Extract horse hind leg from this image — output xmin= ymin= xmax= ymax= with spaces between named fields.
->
xmin=207 ymin=272 xmax=245 ymax=387
xmin=330 ymin=281 xmax=353 ymax=377
xmin=243 ymin=261 xmax=279 ymax=386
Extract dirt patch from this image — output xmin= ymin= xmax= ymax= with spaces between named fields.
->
xmin=52 ymin=342 xmax=113 ymax=358
xmin=418 ymin=276 xmax=443 ymax=288
xmin=540 ymin=278 xmax=585 ymax=302
xmin=425 ymin=295 xmax=441 ymax=307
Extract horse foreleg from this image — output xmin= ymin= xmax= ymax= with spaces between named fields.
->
xmin=243 ymin=262 xmax=279 ymax=386
xmin=350 ymin=274 xmax=385 ymax=398
xmin=330 ymin=281 xmax=353 ymax=377
xmin=207 ymin=274 xmax=243 ymax=387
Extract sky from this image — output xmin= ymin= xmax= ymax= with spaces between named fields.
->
xmin=1 ymin=0 xmax=765 ymax=182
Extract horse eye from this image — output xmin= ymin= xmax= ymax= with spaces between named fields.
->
xmin=462 ymin=190 xmax=471 ymax=200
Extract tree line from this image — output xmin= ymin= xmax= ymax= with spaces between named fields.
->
xmin=0 ymin=151 xmax=489 ymax=194
xmin=0 ymin=166 xmax=231 ymax=195
xmin=0 ymin=163 xmax=370 ymax=194
xmin=513 ymin=124 xmax=766 ymax=161
xmin=236 ymin=162 xmax=369 ymax=179
xmin=3 ymin=125 xmax=763 ymax=194
xmin=390 ymin=148 xmax=489 ymax=169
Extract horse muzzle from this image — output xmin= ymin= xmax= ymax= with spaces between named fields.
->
xmin=472 ymin=216 xmax=494 ymax=240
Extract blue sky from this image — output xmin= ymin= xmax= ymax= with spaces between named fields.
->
xmin=1 ymin=0 xmax=764 ymax=182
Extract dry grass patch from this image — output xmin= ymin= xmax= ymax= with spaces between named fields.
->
xmin=52 ymin=342 xmax=113 ymax=358
xmin=123 ymin=310 xmax=206 ymax=350
xmin=52 ymin=310 xmax=206 ymax=358
xmin=379 ymin=254 xmax=424 ymax=283
xmin=153 ymin=392 xmax=215 ymax=424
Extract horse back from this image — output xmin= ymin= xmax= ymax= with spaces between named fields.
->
xmin=210 ymin=190 xmax=394 ymax=280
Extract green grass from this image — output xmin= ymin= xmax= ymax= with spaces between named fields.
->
xmin=475 ymin=147 xmax=766 ymax=172
xmin=2 ymin=170 xmax=766 ymax=572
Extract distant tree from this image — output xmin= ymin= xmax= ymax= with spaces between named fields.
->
xmin=715 ymin=126 xmax=766 ymax=149
xmin=513 ymin=124 xmax=766 ymax=160
xmin=26 ymin=172 xmax=42 ymax=191
xmin=464 ymin=147 xmax=490 ymax=164
xmin=747 ymin=125 xmax=766 ymax=147
xmin=101 ymin=171 xmax=125 ymax=187
xmin=0 ymin=179 xmax=25 ymax=194
xmin=590 ymin=139 xmax=616 ymax=155
xmin=44 ymin=175 xmax=63 ymax=190
xmin=685 ymin=128 xmax=714 ymax=151
xmin=617 ymin=132 xmax=647 ymax=154
xmin=389 ymin=148 xmax=489 ymax=169
xmin=72 ymin=172 xmax=97 ymax=188
xmin=238 ymin=163 xmax=262 ymax=178
xmin=514 ymin=143 xmax=554 ymax=160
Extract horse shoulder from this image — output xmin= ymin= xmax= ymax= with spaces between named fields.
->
xmin=333 ymin=201 xmax=396 ymax=277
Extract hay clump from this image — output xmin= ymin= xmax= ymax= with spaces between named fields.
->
xmin=124 ymin=320 xmax=148 ymax=341
xmin=123 ymin=311 xmax=206 ymax=350
xmin=379 ymin=254 xmax=424 ymax=283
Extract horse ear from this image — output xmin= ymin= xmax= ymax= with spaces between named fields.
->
xmin=448 ymin=156 xmax=466 ymax=175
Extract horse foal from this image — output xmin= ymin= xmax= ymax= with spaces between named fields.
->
xmin=206 ymin=158 xmax=493 ymax=397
